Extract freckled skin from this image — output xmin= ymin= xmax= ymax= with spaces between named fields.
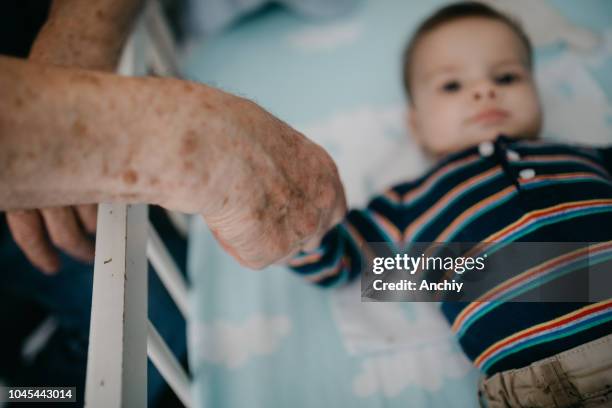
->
xmin=202 ymin=100 xmax=215 ymax=111
xmin=180 ymin=130 xmax=198 ymax=155
xmin=0 ymin=52 xmax=346 ymax=269
xmin=183 ymin=161 xmax=194 ymax=171
xmin=122 ymin=169 xmax=138 ymax=185
xmin=72 ymin=72 xmax=102 ymax=87
xmin=72 ymin=119 xmax=88 ymax=137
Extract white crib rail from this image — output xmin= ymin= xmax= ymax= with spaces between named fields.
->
xmin=85 ymin=204 xmax=149 ymax=408
xmin=85 ymin=2 xmax=193 ymax=406
xmin=147 ymin=321 xmax=193 ymax=407
xmin=146 ymin=222 xmax=190 ymax=318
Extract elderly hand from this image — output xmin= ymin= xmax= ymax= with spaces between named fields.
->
xmin=158 ymin=96 xmax=347 ymax=269
xmin=208 ymin=105 xmax=347 ymax=269
xmin=3 ymin=0 xmax=142 ymax=274
xmin=5 ymin=41 xmax=103 ymax=274
xmin=6 ymin=206 xmax=96 ymax=274
xmin=1 ymin=58 xmax=345 ymax=271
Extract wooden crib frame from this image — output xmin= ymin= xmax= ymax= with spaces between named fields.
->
xmin=84 ymin=2 xmax=193 ymax=406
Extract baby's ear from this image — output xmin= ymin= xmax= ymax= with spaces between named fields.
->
xmin=406 ymin=108 xmax=422 ymax=146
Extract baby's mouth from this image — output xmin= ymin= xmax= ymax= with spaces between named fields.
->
xmin=468 ymin=108 xmax=510 ymax=125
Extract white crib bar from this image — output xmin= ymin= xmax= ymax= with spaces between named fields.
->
xmin=147 ymin=320 xmax=193 ymax=407
xmin=85 ymin=204 xmax=149 ymax=408
xmin=146 ymin=221 xmax=190 ymax=318
xmin=84 ymin=2 xmax=195 ymax=406
xmin=144 ymin=0 xmax=182 ymax=78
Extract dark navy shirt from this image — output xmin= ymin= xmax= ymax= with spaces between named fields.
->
xmin=290 ymin=136 xmax=612 ymax=375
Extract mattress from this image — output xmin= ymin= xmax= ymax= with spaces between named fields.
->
xmin=183 ymin=0 xmax=612 ymax=406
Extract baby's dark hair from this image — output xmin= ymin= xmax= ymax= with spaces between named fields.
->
xmin=402 ymin=1 xmax=533 ymax=102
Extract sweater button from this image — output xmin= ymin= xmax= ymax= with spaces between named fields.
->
xmin=519 ymin=168 xmax=536 ymax=180
xmin=478 ymin=141 xmax=494 ymax=157
xmin=506 ymin=150 xmax=521 ymax=162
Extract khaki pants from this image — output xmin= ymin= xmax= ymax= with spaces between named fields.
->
xmin=478 ymin=333 xmax=612 ymax=407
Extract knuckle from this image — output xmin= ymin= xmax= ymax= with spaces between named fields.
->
xmin=270 ymin=234 xmax=290 ymax=259
xmin=298 ymin=210 xmax=319 ymax=238
xmin=318 ymin=185 xmax=336 ymax=209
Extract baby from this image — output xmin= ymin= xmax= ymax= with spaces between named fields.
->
xmin=290 ymin=2 xmax=612 ymax=407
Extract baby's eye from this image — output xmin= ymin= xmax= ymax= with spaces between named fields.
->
xmin=494 ymin=73 xmax=520 ymax=85
xmin=441 ymin=80 xmax=461 ymax=93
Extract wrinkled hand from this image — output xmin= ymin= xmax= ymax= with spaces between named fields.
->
xmin=162 ymin=97 xmax=347 ymax=269
xmin=6 ymin=205 xmax=97 ymax=274
xmin=205 ymin=109 xmax=347 ymax=269
xmin=6 ymin=1 xmax=121 ymax=274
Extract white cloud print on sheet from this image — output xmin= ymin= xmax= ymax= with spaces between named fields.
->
xmin=190 ymin=314 xmax=291 ymax=369
xmin=537 ymin=50 xmax=612 ymax=145
xmin=330 ymin=283 xmax=473 ymax=397
xmin=299 ymin=105 xmax=431 ymax=207
xmin=286 ymin=20 xmax=363 ymax=52
xmin=353 ymin=342 xmax=472 ymax=397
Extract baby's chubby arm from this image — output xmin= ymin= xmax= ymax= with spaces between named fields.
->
xmin=0 ymin=56 xmax=346 ymax=269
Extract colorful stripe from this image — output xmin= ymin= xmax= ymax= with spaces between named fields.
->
xmin=289 ymin=248 xmax=326 ymax=267
xmin=520 ymin=155 xmax=610 ymax=176
xmin=435 ymin=186 xmax=515 ymax=242
xmin=407 ymin=167 xmax=503 ymax=241
xmin=520 ymin=172 xmax=611 ymax=189
xmin=475 ymin=301 xmax=612 ymax=372
xmin=483 ymin=199 xmax=612 ymax=246
xmin=452 ymin=241 xmax=612 ymax=337
xmin=366 ymin=209 xmax=402 ymax=244
xmin=306 ymin=257 xmax=350 ymax=285
xmin=439 ymin=175 xmax=612 ymax=243
xmin=288 ymin=138 xmax=612 ymax=375
xmin=382 ymin=154 xmax=480 ymax=206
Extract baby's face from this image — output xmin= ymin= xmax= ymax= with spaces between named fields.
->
xmin=408 ymin=17 xmax=542 ymax=156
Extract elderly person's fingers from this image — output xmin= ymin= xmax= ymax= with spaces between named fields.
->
xmin=6 ymin=210 xmax=60 ymax=274
xmin=75 ymin=204 xmax=98 ymax=234
xmin=299 ymin=168 xmax=348 ymax=254
xmin=41 ymin=207 xmax=95 ymax=263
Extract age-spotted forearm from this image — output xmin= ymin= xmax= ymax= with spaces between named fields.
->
xmin=0 ymin=55 xmax=229 ymax=211
xmin=0 ymin=55 xmax=347 ymax=269
xmin=30 ymin=0 xmax=144 ymax=70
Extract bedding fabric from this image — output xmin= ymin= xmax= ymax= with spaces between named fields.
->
xmin=183 ymin=0 xmax=612 ymax=406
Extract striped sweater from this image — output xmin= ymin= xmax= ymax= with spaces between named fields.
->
xmin=290 ymin=135 xmax=612 ymax=375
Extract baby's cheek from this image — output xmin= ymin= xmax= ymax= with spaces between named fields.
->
xmin=515 ymin=85 xmax=542 ymax=126
xmin=514 ymin=93 xmax=542 ymax=136
xmin=413 ymin=98 xmax=464 ymax=154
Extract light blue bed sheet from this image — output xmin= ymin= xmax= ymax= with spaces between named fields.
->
xmin=184 ymin=0 xmax=612 ymax=407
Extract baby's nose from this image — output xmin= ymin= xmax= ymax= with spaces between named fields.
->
xmin=473 ymin=84 xmax=496 ymax=101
